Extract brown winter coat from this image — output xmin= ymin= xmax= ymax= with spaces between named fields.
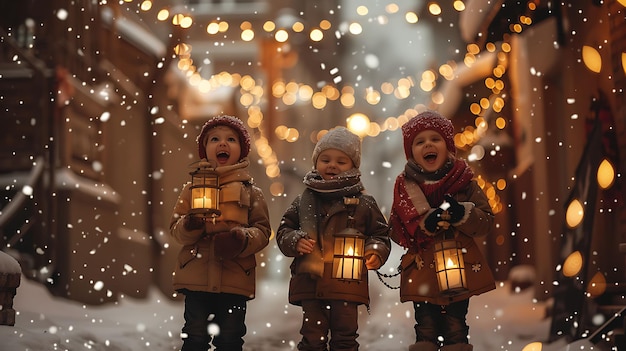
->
xmin=277 ymin=189 xmax=391 ymax=306
xmin=392 ymin=180 xmax=496 ymax=305
xmin=169 ymin=160 xmax=271 ymax=299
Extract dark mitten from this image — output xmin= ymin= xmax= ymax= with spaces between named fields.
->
xmin=444 ymin=194 xmax=465 ymax=223
xmin=423 ymin=208 xmax=444 ymax=233
xmin=214 ymin=228 xmax=248 ymax=259
xmin=183 ymin=215 xmax=205 ymax=231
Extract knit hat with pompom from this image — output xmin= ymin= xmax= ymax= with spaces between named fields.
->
xmin=197 ymin=115 xmax=251 ymax=160
xmin=311 ymin=127 xmax=361 ymax=168
xmin=401 ymin=110 xmax=456 ymax=160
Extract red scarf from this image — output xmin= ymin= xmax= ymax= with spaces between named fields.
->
xmin=390 ymin=159 xmax=474 ymax=250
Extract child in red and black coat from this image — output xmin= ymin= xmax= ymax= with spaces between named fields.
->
xmin=389 ymin=110 xmax=496 ymax=351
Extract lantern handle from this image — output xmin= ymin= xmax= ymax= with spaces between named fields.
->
xmin=188 ymin=159 xmax=218 ymax=170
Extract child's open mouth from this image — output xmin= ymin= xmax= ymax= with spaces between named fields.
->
xmin=423 ymin=152 xmax=437 ymax=163
xmin=216 ymin=151 xmax=230 ymax=163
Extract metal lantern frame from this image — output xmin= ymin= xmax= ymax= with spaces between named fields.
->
xmin=188 ymin=160 xmax=221 ymax=221
xmin=332 ymin=227 xmax=366 ymax=281
xmin=433 ymin=230 xmax=468 ymax=295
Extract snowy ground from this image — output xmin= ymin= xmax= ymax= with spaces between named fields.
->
xmin=1 ymin=270 xmax=552 ymax=351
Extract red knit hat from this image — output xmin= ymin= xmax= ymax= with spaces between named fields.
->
xmin=401 ymin=110 xmax=456 ymax=159
xmin=197 ymin=115 xmax=251 ymax=160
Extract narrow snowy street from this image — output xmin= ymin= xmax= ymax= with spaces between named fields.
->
xmin=2 ymin=267 xmax=550 ymax=351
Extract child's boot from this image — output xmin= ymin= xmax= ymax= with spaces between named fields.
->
xmin=440 ymin=343 xmax=473 ymax=351
xmin=408 ymin=341 xmax=438 ymax=351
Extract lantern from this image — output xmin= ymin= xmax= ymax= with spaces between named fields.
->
xmin=433 ymin=232 xmax=468 ymax=295
xmin=188 ymin=160 xmax=220 ymax=221
xmin=332 ymin=228 xmax=365 ymax=281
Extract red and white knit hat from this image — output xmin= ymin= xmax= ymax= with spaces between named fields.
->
xmin=401 ymin=110 xmax=456 ymax=160
xmin=197 ymin=115 xmax=251 ymax=160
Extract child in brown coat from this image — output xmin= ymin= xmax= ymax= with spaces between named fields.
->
xmin=389 ymin=110 xmax=495 ymax=351
xmin=277 ymin=127 xmax=391 ymax=351
xmin=169 ymin=115 xmax=271 ymax=351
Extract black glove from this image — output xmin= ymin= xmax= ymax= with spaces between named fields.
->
xmin=214 ymin=227 xmax=248 ymax=259
xmin=423 ymin=208 xmax=445 ymax=233
xmin=183 ymin=215 xmax=205 ymax=231
xmin=444 ymin=194 xmax=466 ymax=223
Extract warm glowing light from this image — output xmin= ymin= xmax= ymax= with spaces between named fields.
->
xmin=385 ymin=3 xmax=399 ymax=14
xmin=453 ymin=1 xmax=465 ymax=11
xmin=207 ymin=22 xmax=219 ymax=34
xmin=495 ymin=117 xmax=506 ymax=129
xmin=241 ymin=29 xmax=255 ymax=41
xmin=263 ymin=21 xmax=275 ymax=32
xmin=405 ymin=12 xmax=418 ymax=24
xmin=292 ymin=22 xmax=304 ymax=32
xmin=587 ymin=271 xmax=606 ymax=297
xmin=496 ymin=179 xmax=507 ymax=190
xmin=521 ymin=342 xmax=543 ymax=351
xmin=340 ymin=93 xmax=355 ymax=108
xmin=218 ymin=22 xmax=229 ymax=32
xmin=140 ymin=1 xmax=152 ymax=11
xmin=428 ymin=3 xmax=442 ymax=16
xmin=597 ymin=158 xmax=615 ymax=189
xmin=582 ymin=45 xmax=602 ymax=73
xmin=622 ymin=53 xmax=626 ymax=75
xmin=563 ymin=251 xmax=583 ymax=277
xmin=356 ymin=5 xmax=369 ymax=16
xmin=310 ymin=28 xmax=324 ymax=42
xmin=347 ymin=113 xmax=370 ymax=137
xmin=312 ymin=92 xmax=327 ymax=109
xmin=157 ymin=9 xmax=169 ymax=21
xmin=275 ymin=29 xmax=289 ymax=42
xmin=174 ymin=43 xmax=191 ymax=55
xmin=349 ymin=22 xmax=363 ymax=35
xmin=180 ymin=16 xmax=193 ymax=29
xmin=365 ymin=89 xmax=381 ymax=105
xmin=566 ymin=199 xmax=584 ymax=228
xmin=320 ymin=20 xmax=331 ymax=30
xmin=618 ymin=0 xmax=626 ymax=6
xmin=172 ymin=13 xmax=184 ymax=26
xmin=269 ymin=182 xmax=284 ymax=197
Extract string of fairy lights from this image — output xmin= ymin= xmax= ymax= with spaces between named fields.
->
xmin=120 ymin=0 xmax=556 ymax=213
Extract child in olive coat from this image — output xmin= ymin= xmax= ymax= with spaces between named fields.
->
xmin=170 ymin=115 xmax=271 ymax=351
xmin=277 ymin=127 xmax=391 ymax=351
xmin=389 ymin=110 xmax=495 ymax=351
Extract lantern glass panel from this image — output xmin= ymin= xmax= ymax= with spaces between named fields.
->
xmin=191 ymin=186 xmax=219 ymax=210
xmin=188 ymin=165 xmax=220 ymax=216
xmin=332 ymin=231 xmax=365 ymax=281
xmin=434 ymin=239 xmax=467 ymax=294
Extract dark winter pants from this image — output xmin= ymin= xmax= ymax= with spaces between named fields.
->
xmin=298 ymin=299 xmax=359 ymax=351
xmin=413 ymin=299 xmax=470 ymax=347
xmin=180 ymin=290 xmax=247 ymax=351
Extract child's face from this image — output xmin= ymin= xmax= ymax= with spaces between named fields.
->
xmin=410 ymin=129 xmax=448 ymax=172
xmin=203 ymin=125 xmax=242 ymax=166
xmin=315 ymin=148 xmax=354 ymax=180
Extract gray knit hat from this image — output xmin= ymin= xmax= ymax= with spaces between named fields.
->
xmin=311 ymin=127 xmax=361 ymax=168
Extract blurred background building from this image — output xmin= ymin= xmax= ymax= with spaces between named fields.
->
xmin=0 ymin=0 xmax=625 ymax=346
